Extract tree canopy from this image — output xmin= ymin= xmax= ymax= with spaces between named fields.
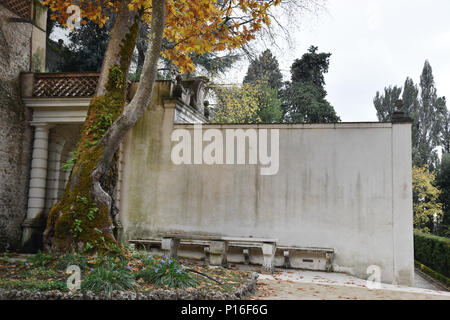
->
xmin=373 ymin=85 xmax=402 ymax=122
xmin=290 ymin=46 xmax=330 ymax=86
xmin=44 ymin=0 xmax=282 ymax=73
xmin=373 ymin=61 xmax=448 ymax=170
xmin=243 ymin=49 xmax=283 ymax=91
xmin=412 ymin=165 xmax=443 ymax=234
xmin=281 ymin=46 xmax=340 ymax=123
xmin=213 ymin=81 xmax=282 ymax=124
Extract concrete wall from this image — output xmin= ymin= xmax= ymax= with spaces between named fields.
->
xmin=0 ymin=0 xmax=47 ymax=252
xmin=120 ymin=95 xmax=414 ymax=286
xmin=0 ymin=2 xmax=33 ymax=251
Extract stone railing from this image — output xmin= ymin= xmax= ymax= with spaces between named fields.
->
xmin=21 ymin=72 xmax=211 ymax=120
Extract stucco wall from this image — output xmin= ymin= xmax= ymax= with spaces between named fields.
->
xmin=0 ymin=3 xmax=33 ymax=251
xmin=121 ymin=99 xmax=414 ymax=286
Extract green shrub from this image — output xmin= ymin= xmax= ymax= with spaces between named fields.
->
xmin=27 ymin=251 xmax=55 ymax=268
xmin=0 ymin=279 xmax=68 ymax=292
xmin=81 ymin=266 xmax=136 ymax=296
xmin=55 ymin=252 xmax=88 ymax=271
xmin=135 ymin=256 xmax=197 ymax=289
xmin=414 ymin=232 xmax=450 ymax=277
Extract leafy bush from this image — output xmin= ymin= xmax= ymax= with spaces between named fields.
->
xmin=135 ymin=256 xmax=197 ymax=289
xmin=81 ymin=266 xmax=136 ymax=296
xmin=55 ymin=252 xmax=88 ymax=271
xmin=414 ymin=232 xmax=450 ymax=277
xmin=27 ymin=251 xmax=55 ymax=268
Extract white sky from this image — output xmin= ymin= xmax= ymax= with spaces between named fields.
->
xmin=225 ymin=0 xmax=450 ymax=122
xmin=51 ymin=0 xmax=450 ymax=122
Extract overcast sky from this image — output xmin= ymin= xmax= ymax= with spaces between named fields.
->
xmin=227 ymin=0 xmax=450 ymax=122
xmin=51 ymin=0 xmax=450 ymax=122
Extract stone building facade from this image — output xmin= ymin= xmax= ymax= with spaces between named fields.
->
xmin=0 ymin=0 xmax=46 ymax=251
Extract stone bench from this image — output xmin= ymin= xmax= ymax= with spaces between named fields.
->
xmin=130 ymin=238 xmax=210 ymax=258
xmin=278 ymin=246 xmax=334 ymax=272
xmin=129 ymin=239 xmax=161 ymax=251
xmin=159 ymin=233 xmax=278 ymax=272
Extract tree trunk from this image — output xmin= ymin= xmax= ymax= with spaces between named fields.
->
xmin=42 ymin=1 xmax=145 ymax=253
xmin=96 ymin=2 xmax=138 ymax=97
xmin=92 ymin=0 xmax=166 ymax=187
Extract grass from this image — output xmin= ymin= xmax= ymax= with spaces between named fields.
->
xmin=134 ymin=255 xmax=198 ymax=289
xmin=0 ymin=278 xmax=68 ymax=292
xmin=81 ymin=266 xmax=136 ymax=296
xmin=0 ymin=250 xmax=252 ymax=297
xmin=55 ymin=252 xmax=89 ymax=271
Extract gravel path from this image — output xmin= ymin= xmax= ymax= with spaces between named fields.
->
xmin=246 ymin=269 xmax=450 ymax=300
xmin=414 ymin=270 xmax=445 ymax=291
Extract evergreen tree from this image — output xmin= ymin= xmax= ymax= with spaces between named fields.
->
xmin=254 ymin=82 xmax=283 ymax=123
xmin=290 ymin=46 xmax=330 ymax=87
xmin=47 ymin=19 xmax=239 ymax=76
xmin=47 ymin=20 xmax=112 ymax=72
xmin=282 ymin=46 xmax=340 ymax=123
xmin=402 ymin=78 xmax=420 ymax=151
xmin=373 ymin=61 xmax=447 ymax=170
xmin=436 ymin=154 xmax=450 ymax=237
xmin=442 ymin=107 xmax=450 ymax=154
xmin=373 ymin=86 xmax=402 ymax=122
xmin=416 ymin=61 xmax=444 ymax=169
xmin=243 ymin=49 xmax=283 ymax=91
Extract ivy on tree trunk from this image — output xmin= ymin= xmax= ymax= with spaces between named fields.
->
xmin=43 ymin=0 xmax=166 ymax=254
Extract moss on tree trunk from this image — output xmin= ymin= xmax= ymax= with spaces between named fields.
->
xmin=43 ymin=21 xmax=140 ymax=254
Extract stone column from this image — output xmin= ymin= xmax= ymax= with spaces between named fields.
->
xmin=161 ymin=238 xmax=179 ymax=258
xmin=21 ymin=123 xmax=52 ymax=252
xmin=262 ymin=243 xmax=276 ymax=273
xmin=209 ymin=241 xmax=228 ymax=267
xmin=391 ymin=102 xmax=414 ymax=286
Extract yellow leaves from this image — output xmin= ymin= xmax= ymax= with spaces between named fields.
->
xmin=45 ymin=0 xmax=281 ymax=74
xmin=412 ymin=165 xmax=444 ymax=233
xmin=212 ymin=83 xmax=263 ymax=124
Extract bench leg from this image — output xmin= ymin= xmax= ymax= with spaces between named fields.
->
xmin=209 ymin=241 xmax=228 ymax=267
xmin=262 ymin=243 xmax=276 ymax=273
xmin=204 ymin=246 xmax=210 ymax=264
xmin=325 ymin=252 xmax=333 ymax=272
xmin=161 ymin=238 xmax=179 ymax=258
xmin=243 ymin=248 xmax=250 ymax=265
xmin=283 ymin=250 xmax=291 ymax=269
